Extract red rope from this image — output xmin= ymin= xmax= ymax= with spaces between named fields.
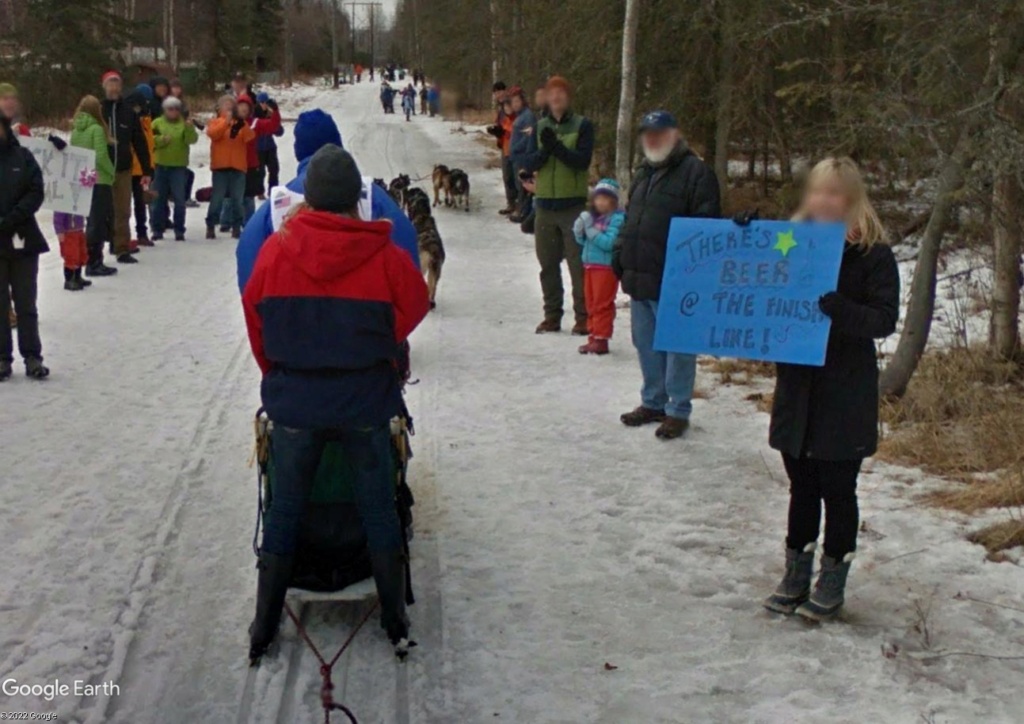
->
xmin=284 ymin=600 xmax=380 ymax=724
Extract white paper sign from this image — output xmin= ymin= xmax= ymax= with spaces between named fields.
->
xmin=268 ymin=177 xmax=376 ymax=232
xmin=20 ymin=137 xmax=97 ymax=216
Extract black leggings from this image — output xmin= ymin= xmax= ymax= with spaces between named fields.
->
xmin=131 ymin=175 xmax=148 ymax=238
xmin=783 ymin=454 xmax=862 ymax=560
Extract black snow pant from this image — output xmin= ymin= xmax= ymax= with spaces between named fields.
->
xmin=86 ymin=184 xmax=114 ymax=266
xmin=783 ymin=454 xmax=862 ymax=560
xmin=258 ymin=149 xmax=281 ymax=192
xmin=131 ymin=175 xmax=149 ymax=239
xmin=0 ymin=253 xmax=42 ymax=364
xmin=185 ymin=168 xmax=196 ymax=201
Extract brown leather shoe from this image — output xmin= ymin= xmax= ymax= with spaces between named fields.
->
xmin=620 ymin=406 xmax=666 ymax=427
xmin=571 ymin=321 xmax=589 ymax=336
xmin=535 ymin=319 xmax=562 ymax=334
xmin=655 ymin=416 xmax=690 ymax=440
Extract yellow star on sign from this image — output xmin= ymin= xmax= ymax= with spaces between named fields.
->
xmin=774 ymin=229 xmax=798 ymax=257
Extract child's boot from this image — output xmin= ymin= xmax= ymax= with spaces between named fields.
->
xmin=63 ymin=268 xmax=83 ymax=292
xmin=75 ymin=269 xmax=92 ymax=288
xmin=591 ymin=338 xmax=609 ymax=355
xmin=578 ymin=336 xmax=596 ymax=354
xmin=796 ymin=553 xmax=854 ymax=621
xmin=763 ymin=543 xmax=816 ymax=614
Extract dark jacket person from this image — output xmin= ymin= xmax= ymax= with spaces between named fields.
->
xmin=616 ymin=111 xmax=720 ymax=440
xmin=0 ymin=112 xmax=50 ymax=380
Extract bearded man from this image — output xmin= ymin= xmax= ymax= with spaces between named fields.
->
xmin=613 ymin=111 xmax=721 ymax=440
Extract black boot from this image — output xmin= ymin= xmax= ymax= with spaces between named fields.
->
xmin=370 ymin=551 xmax=413 ymax=659
xmin=248 ymin=552 xmax=294 ymax=665
xmin=75 ymin=269 xmax=92 ymax=287
xmin=0 ymin=360 xmax=11 ymax=382
xmin=25 ymin=357 xmax=50 ymax=380
xmin=86 ymin=261 xmax=118 ymax=277
xmin=763 ymin=544 xmax=816 ymax=614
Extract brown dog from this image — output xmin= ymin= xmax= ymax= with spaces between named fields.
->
xmin=432 ymin=164 xmax=452 ymax=208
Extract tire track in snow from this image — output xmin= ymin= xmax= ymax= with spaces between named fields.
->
xmin=78 ymin=334 xmax=251 ymax=724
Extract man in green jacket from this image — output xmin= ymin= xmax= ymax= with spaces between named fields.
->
xmin=150 ymin=97 xmax=198 ymax=241
xmin=523 ymin=75 xmax=595 ymax=336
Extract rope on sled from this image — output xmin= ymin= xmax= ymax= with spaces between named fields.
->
xmin=284 ymin=599 xmax=380 ymax=724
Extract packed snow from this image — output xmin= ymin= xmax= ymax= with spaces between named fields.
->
xmin=1 ymin=81 xmax=1022 ymax=724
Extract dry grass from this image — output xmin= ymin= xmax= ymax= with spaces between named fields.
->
xmin=744 ymin=391 xmax=774 ymax=414
xmin=968 ymin=519 xmax=1024 ymax=556
xmin=880 ymin=347 xmax=1024 ymax=555
xmin=878 ymin=348 xmax=1024 ymax=477
xmin=699 ymin=357 xmax=775 ymax=387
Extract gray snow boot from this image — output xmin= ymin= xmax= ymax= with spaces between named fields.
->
xmin=796 ymin=553 xmax=854 ymax=621
xmin=370 ymin=550 xmax=414 ymax=660
xmin=763 ymin=543 xmax=816 ymax=614
xmin=248 ymin=552 xmax=295 ymax=665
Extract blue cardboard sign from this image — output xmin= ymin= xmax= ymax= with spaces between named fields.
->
xmin=653 ymin=218 xmax=846 ymax=366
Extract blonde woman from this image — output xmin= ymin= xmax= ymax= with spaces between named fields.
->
xmin=761 ymin=157 xmax=900 ymax=620
xmin=70 ymin=95 xmax=118 ymax=278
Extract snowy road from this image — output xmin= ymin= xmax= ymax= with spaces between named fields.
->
xmin=2 ymin=82 xmax=1022 ymax=724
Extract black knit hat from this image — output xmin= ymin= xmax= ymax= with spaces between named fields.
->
xmin=304 ymin=145 xmax=363 ymax=214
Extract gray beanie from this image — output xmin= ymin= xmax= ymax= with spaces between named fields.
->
xmin=304 ymin=145 xmax=363 ymax=213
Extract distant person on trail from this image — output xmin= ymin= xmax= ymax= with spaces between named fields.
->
xmin=760 ymin=158 xmax=899 ymax=622
xmin=102 ymin=71 xmax=152 ymax=266
xmin=614 ymin=110 xmax=720 ymax=440
xmin=242 ymin=145 xmax=430 ymax=662
xmin=205 ymin=95 xmax=254 ymax=240
xmin=71 ymin=96 xmax=118 ymax=278
xmin=522 ymin=75 xmax=593 ymax=337
xmin=419 ymin=85 xmax=428 ymax=115
xmin=427 ymin=84 xmax=440 ymax=117
xmin=401 ymin=84 xmax=416 ymax=121
xmin=0 ymin=111 xmax=50 ymax=381
xmin=235 ymin=109 xmax=420 ymax=293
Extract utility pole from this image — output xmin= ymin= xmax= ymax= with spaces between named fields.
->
xmin=331 ymin=0 xmax=339 ymax=86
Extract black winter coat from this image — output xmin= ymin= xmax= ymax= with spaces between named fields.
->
xmin=770 ymin=242 xmax=900 ymax=460
xmin=102 ymin=97 xmax=152 ymax=175
xmin=0 ymin=117 xmax=48 ymax=257
xmin=616 ymin=144 xmax=721 ymax=300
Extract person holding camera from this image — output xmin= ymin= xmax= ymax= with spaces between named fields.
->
xmin=205 ymin=96 xmax=254 ymax=240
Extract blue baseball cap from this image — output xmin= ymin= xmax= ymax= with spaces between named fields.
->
xmin=639 ymin=110 xmax=679 ymax=132
xmin=256 ymin=92 xmax=270 ymax=104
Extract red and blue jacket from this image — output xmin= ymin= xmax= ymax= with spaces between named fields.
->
xmin=242 ymin=209 xmax=430 ymax=430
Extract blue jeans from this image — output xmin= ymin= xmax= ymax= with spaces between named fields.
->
xmin=206 ymin=169 xmax=245 ymax=230
xmin=262 ymin=424 xmax=404 ymax=557
xmin=151 ymin=166 xmax=188 ymax=235
xmin=221 ymin=194 xmax=256 ymax=228
xmin=630 ymin=299 xmax=697 ymax=420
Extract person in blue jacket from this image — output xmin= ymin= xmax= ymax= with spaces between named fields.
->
xmin=508 ymin=87 xmax=537 ymax=224
xmin=236 ymin=108 xmax=419 ymax=293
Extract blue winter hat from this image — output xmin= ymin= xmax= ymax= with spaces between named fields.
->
xmin=256 ymin=92 xmax=270 ymax=104
xmin=639 ymin=110 xmax=678 ymax=132
xmin=592 ymin=178 xmax=621 ymax=203
xmin=294 ymin=109 xmax=344 ymax=162
xmin=133 ymin=83 xmax=154 ymax=101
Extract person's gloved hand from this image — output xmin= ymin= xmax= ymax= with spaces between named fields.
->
xmin=266 ymin=99 xmax=279 ymax=111
xmin=486 ymin=125 xmax=503 ymax=138
xmin=48 ymin=135 xmax=67 ymax=151
xmin=572 ymin=216 xmax=586 ymax=239
xmin=540 ymin=126 xmax=558 ymax=149
xmin=818 ymin=292 xmax=849 ymax=319
xmin=229 ymin=119 xmax=245 ymax=138
xmin=578 ymin=211 xmax=594 ymax=228
xmin=732 ymin=209 xmax=759 ymax=226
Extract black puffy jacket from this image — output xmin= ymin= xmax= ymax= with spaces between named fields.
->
xmin=102 ymin=96 xmax=152 ymax=175
xmin=616 ymin=144 xmax=721 ymax=301
xmin=0 ymin=116 xmax=48 ymax=257
xmin=770 ymin=242 xmax=900 ymax=461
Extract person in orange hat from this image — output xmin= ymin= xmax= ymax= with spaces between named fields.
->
xmin=520 ymin=75 xmax=594 ymax=336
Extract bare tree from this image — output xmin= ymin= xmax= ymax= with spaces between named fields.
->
xmin=614 ymin=0 xmax=641 ymax=186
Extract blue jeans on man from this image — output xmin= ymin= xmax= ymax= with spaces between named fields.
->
xmin=206 ymin=169 xmax=246 ymax=232
xmin=151 ymin=166 xmax=188 ymax=236
xmin=630 ymin=299 xmax=697 ymax=420
xmin=261 ymin=424 xmax=404 ymax=557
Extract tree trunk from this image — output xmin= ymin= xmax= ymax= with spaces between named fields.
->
xmin=713 ymin=0 xmax=736 ymax=200
xmin=490 ymin=0 xmax=499 ymax=86
xmin=614 ymin=0 xmax=641 ymax=186
xmin=879 ymin=150 xmax=965 ymax=398
xmin=990 ymin=170 xmax=1022 ymax=359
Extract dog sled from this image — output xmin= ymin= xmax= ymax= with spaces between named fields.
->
xmin=247 ymin=409 xmax=416 ymax=721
